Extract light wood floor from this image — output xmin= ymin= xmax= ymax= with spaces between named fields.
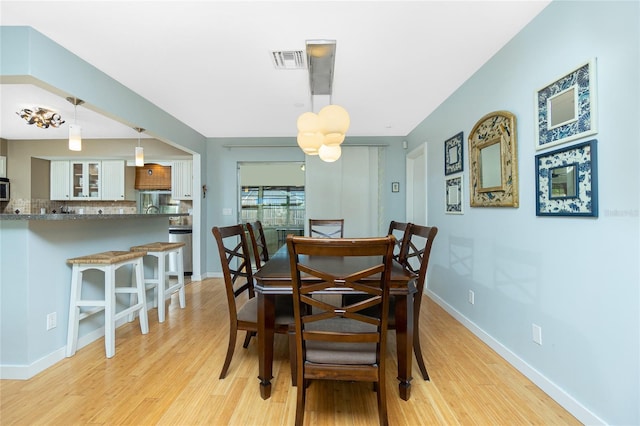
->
xmin=1 ymin=278 xmax=580 ymax=425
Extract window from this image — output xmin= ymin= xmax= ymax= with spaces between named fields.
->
xmin=241 ymin=185 xmax=305 ymax=252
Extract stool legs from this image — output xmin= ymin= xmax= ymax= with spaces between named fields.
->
xmin=153 ymin=248 xmax=186 ymax=323
xmin=66 ymin=257 xmax=149 ymax=358
xmin=174 ymin=247 xmax=186 ymax=309
xmin=66 ymin=265 xmax=83 ymax=357
xmin=157 ymin=252 xmax=167 ymax=323
xmin=104 ymin=264 xmax=117 ymax=357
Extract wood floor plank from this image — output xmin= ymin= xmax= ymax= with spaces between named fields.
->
xmin=0 ymin=278 xmax=580 ymax=425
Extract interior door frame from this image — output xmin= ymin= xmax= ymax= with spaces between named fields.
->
xmin=405 ymin=142 xmax=428 ymax=225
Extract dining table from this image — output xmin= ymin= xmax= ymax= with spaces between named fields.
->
xmin=253 ymin=243 xmax=418 ymax=401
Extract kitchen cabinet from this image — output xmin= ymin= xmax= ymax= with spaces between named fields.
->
xmin=71 ymin=161 xmax=101 ymax=200
xmin=101 ymin=160 xmax=126 ymax=200
xmin=171 ymin=160 xmax=193 ymax=200
xmin=50 ymin=159 xmax=134 ymax=201
xmin=50 ymin=160 xmax=71 ymax=200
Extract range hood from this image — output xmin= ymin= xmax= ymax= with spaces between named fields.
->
xmin=135 ymin=164 xmax=171 ymax=190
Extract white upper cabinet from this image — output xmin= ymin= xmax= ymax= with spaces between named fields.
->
xmin=101 ymin=160 xmax=126 ymax=201
xmin=50 ymin=160 xmax=71 ymax=200
xmin=50 ymin=160 xmax=133 ymax=201
xmin=71 ymin=161 xmax=101 ymax=200
xmin=171 ymin=160 xmax=193 ymax=200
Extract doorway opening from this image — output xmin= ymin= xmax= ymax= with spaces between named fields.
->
xmin=238 ymin=162 xmax=305 ymax=254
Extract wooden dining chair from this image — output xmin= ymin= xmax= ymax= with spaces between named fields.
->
xmin=212 ymin=224 xmax=294 ymax=379
xmin=396 ymin=224 xmax=438 ymax=380
xmin=246 ymin=220 xmax=269 ymax=270
xmin=308 ymin=218 xmax=344 ymax=238
xmin=286 ymin=235 xmax=395 ymax=426
xmin=344 ymin=223 xmax=438 ymax=381
xmin=387 ymin=220 xmax=411 ymax=264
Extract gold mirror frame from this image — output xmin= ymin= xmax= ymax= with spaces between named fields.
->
xmin=468 ymin=111 xmax=519 ymax=207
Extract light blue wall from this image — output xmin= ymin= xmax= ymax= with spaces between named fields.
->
xmin=204 ymin=136 xmax=408 ymax=273
xmin=406 ymin=1 xmax=639 ymax=425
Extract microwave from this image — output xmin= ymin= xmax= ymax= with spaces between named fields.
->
xmin=0 ymin=178 xmax=9 ymax=201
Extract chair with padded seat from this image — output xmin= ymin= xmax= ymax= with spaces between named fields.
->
xmin=308 ymin=218 xmax=344 ymax=238
xmin=287 ymin=235 xmax=395 ymax=426
xmin=344 ymin=222 xmax=438 ymax=381
xmin=395 ymin=223 xmax=438 ymax=380
xmin=212 ymin=224 xmax=294 ymax=379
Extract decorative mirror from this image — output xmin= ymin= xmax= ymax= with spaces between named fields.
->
xmin=535 ymin=58 xmax=597 ymax=150
xmin=468 ymin=111 xmax=518 ymax=207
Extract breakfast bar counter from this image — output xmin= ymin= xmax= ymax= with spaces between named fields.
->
xmin=0 ymin=214 xmax=184 ymax=379
xmin=0 ymin=213 xmax=188 ymax=221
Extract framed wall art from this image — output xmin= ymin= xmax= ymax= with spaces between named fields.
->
xmin=444 ymin=132 xmax=464 ymax=175
xmin=468 ymin=111 xmax=519 ymax=207
xmin=535 ymin=58 xmax=597 ymax=150
xmin=535 ymin=139 xmax=598 ymax=217
xmin=445 ymin=174 xmax=463 ymax=214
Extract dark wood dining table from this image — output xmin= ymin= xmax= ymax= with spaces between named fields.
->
xmin=253 ymin=244 xmax=417 ymax=401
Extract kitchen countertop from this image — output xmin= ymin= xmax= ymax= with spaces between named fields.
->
xmin=0 ymin=213 xmax=189 ymax=221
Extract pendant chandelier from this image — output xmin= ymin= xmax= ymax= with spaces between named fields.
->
xmin=296 ymin=40 xmax=350 ymax=163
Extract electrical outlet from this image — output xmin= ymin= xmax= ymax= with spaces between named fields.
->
xmin=468 ymin=290 xmax=475 ymax=305
xmin=46 ymin=312 xmax=57 ymax=330
xmin=532 ymin=323 xmax=542 ymax=345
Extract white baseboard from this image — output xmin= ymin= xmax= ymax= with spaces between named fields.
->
xmin=1 ymin=315 xmax=135 ymax=380
xmin=199 ymin=272 xmax=222 ymax=279
xmin=426 ymin=290 xmax=605 ymax=426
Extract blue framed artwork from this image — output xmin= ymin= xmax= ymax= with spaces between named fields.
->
xmin=535 ymin=139 xmax=598 ymax=217
xmin=535 ymin=58 xmax=597 ymax=150
xmin=444 ymin=132 xmax=464 ymax=175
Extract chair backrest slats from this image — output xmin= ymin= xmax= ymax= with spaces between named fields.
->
xmin=398 ymin=224 xmax=438 ymax=296
xmin=308 ymin=219 xmax=345 ymax=238
xmin=287 ymin=235 xmax=395 ymax=366
xmin=246 ymin=220 xmax=269 ymax=270
xmin=212 ymin=224 xmax=255 ymax=320
xmin=387 ymin=220 xmax=410 ymax=264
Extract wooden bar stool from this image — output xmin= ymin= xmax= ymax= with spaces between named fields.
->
xmin=66 ymin=250 xmax=149 ymax=358
xmin=130 ymin=242 xmax=186 ymax=323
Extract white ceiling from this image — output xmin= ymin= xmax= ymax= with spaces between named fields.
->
xmin=0 ymin=0 xmax=550 ymax=141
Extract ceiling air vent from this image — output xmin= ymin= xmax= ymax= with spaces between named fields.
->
xmin=270 ymin=50 xmax=306 ymax=69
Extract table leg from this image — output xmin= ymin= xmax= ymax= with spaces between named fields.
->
xmin=395 ymin=292 xmax=414 ymax=400
xmin=257 ymin=292 xmax=276 ymax=399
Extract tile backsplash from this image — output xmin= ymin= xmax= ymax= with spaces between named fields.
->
xmin=3 ymin=199 xmax=137 ymax=215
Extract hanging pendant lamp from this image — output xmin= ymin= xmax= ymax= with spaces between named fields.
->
xmin=296 ymin=39 xmax=349 ymax=162
xmin=66 ymin=97 xmax=84 ymax=151
xmin=134 ymin=127 xmax=145 ymax=167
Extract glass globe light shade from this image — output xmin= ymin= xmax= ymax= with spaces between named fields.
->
xmin=319 ymin=104 xmax=350 ymax=141
xmin=297 ymin=112 xmax=321 ymax=133
xmin=323 ymin=132 xmax=345 ymax=146
xmin=297 ymin=132 xmax=323 ymax=155
xmin=318 ymin=144 xmax=341 ymax=162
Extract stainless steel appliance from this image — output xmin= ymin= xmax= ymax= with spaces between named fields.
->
xmin=169 ymin=225 xmax=192 ymax=275
xmin=0 ymin=178 xmax=9 ymax=201
xmin=138 ymin=190 xmax=178 ymax=214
